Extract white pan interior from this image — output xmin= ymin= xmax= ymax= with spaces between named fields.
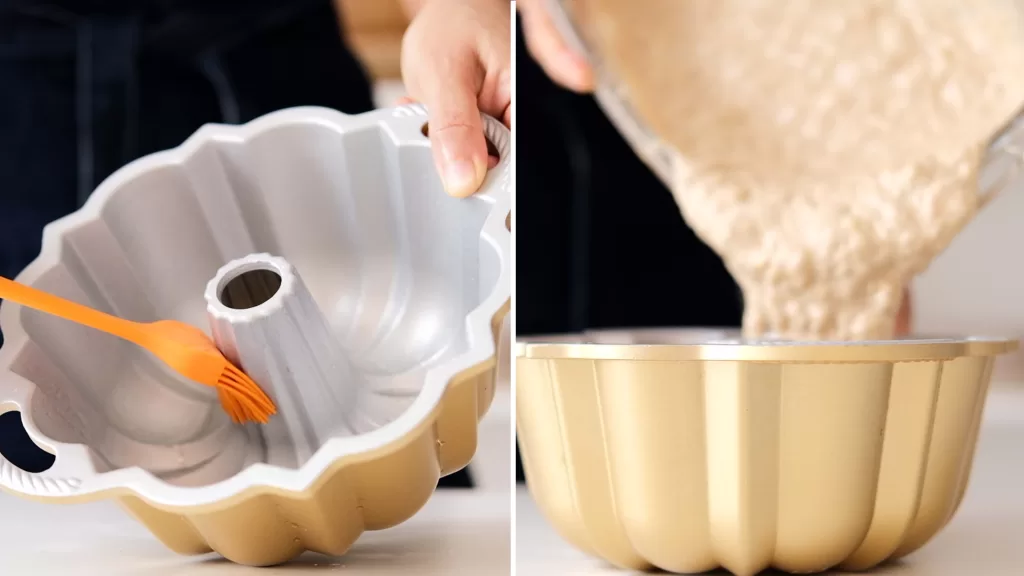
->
xmin=0 ymin=106 xmax=509 ymax=491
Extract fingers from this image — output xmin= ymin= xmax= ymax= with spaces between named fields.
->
xmin=518 ymin=0 xmax=594 ymax=92
xmin=399 ymin=0 xmax=508 ymax=196
xmin=487 ymin=68 xmax=512 ymax=129
xmin=397 ymin=96 xmax=502 ymax=169
xmin=476 ymin=14 xmax=512 ymax=127
xmin=416 ymin=56 xmax=490 ymax=198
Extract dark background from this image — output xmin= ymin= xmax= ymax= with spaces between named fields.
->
xmin=513 ymin=17 xmax=742 ymax=482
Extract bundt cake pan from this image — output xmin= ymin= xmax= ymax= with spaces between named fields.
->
xmin=0 ymin=104 xmax=510 ymax=566
xmin=516 ymin=329 xmax=1017 ymax=576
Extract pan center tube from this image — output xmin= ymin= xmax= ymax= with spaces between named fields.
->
xmin=205 ymin=253 xmax=358 ymax=468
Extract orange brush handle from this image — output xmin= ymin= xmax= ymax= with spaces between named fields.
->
xmin=0 ymin=276 xmax=146 ymax=345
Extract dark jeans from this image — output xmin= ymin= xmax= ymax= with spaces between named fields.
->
xmin=0 ymin=1 xmax=474 ymax=488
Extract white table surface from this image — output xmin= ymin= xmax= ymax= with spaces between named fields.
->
xmin=0 ymin=487 xmax=509 ymax=575
xmin=517 ymin=384 xmax=1024 ymax=575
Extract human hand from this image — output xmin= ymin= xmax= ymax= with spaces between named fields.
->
xmin=401 ymin=0 xmax=510 ymax=198
xmin=516 ymin=0 xmax=594 ymax=92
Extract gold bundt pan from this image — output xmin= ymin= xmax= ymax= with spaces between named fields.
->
xmin=516 ymin=330 xmax=1017 ymax=575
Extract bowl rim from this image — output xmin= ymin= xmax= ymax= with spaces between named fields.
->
xmin=516 ymin=327 xmax=1018 ymax=362
xmin=0 ymin=104 xmax=512 ymax=508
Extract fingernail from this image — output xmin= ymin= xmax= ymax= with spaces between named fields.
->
xmin=443 ymin=158 xmax=481 ymax=197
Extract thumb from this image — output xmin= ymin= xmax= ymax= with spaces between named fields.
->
xmin=518 ymin=0 xmax=594 ymax=92
xmin=419 ymin=63 xmax=489 ymax=198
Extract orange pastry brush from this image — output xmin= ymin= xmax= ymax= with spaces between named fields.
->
xmin=0 ymin=275 xmax=276 ymax=424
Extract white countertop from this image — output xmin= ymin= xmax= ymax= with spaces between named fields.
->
xmin=517 ymin=383 xmax=1024 ymax=575
xmin=0 ymin=488 xmax=509 ymax=575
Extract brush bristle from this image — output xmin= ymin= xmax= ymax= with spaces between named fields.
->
xmin=215 ymin=369 xmax=276 ymax=424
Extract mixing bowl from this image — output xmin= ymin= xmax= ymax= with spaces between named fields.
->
xmin=545 ymin=0 xmax=1024 ymax=205
xmin=516 ymin=328 xmax=1017 ymax=575
xmin=0 ymin=104 xmax=511 ymax=566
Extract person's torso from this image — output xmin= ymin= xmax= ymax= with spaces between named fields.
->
xmin=0 ymin=0 xmax=331 ymax=61
xmin=0 ymin=0 xmax=298 ymax=14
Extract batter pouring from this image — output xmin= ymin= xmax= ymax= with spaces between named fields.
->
xmin=574 ymin=0 xmax=1024 ymax=339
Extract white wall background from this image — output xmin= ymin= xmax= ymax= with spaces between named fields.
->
xmin=914 ymin=184 xmax=1024 ymax=382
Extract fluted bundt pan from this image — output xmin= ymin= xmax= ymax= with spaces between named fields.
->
xmin=516 ymin=329 xmax=1017 ymax=576
xmin=0 ymin=104 xmax=510 ymax=566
